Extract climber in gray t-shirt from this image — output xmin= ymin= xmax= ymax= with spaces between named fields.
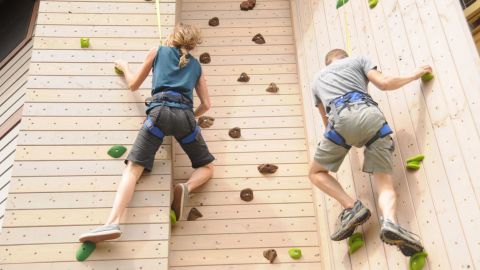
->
xmin=309 ymin=48 xmax=432 ymax=257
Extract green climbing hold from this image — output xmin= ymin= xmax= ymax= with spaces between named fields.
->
xmin=76 ymin=241 xmax=96 ymax=261
xmin=368 ymin=0 xmax=378 ymax=8
xmin=406 ymin=154 xmax=425 ymax=164
xmin=170 ymin=209 xmax=177 ymax=225
xmin=409 ymin=251 xmax=428 ymax=270
xmin=114 ymin=66 xmax=124 ymax=75
xmin=421 ymin=73 xmax=434 ymax=82
xmin=80 ymin=38 xmax=90 ymax=48
xmin=336 ymin=0 xmax=349 ymax=9
xmin=288 ymin=248 xmax=302 ymax=260
xmin=406 ymin=161 xmax=421 ymax=170
xmin=107 ymin=145 xmax=127 ymax=158
xmin=348 ymin=232 xmax=365 ymax=254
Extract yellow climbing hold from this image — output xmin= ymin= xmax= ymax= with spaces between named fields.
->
xmin=409 ymin=251 xmax=428 ymax=270
xmin=348 ymin=232 xmax=364 ymax=254
xmin=114 ymin=66 xmax=124 ymax=75
xmin=80 ymin=38 xmax=90 ymax=48
xmin=369 ymin=0 xmax=378 ymax=9
xmin=421 ymin=73 xmax=434 ymax=82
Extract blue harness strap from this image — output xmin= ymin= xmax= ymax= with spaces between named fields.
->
xmin=324 ymin=123 xmax=351 ymax=149
xmin=365 ymin=122 xmax=393 ymax=147
xmin=180 ymin=126 xmax=200 ymax=144
xmin=144 ymin=116 xmax=165 ymax=139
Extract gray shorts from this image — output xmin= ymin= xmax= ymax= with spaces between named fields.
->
xmin=314 ymin=104 xmax=395 ymax=173
xmin=126 ymin=106 xmax=215 ymax=171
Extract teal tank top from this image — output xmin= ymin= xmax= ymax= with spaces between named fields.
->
xmin=150 ymin=46 xmax=202 ymax=109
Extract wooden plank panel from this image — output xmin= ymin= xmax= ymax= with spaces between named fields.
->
xmin=0 ymin=259 xmax=168 ymax=270
xmin=181 ymin=9 xmax=291 ymax=19
xmin=183 ymin=18 xmax=292 ymax=28
xmin=170 ymin=264 xmax=322 ymax=270
xmin=174 ymin=151 xmax=308 ymax=166
xmin=181 ymin=1 xmax=290 ymax=11
xmin=174 ymin=139 xmax=307 ymax=153
xmin=36 ymin=13 xmax=173 ymax=26
xmin=35 ymin=25 xmax=171 ymax=38
xmin=39 ymin=1 xmax=175 ymax=14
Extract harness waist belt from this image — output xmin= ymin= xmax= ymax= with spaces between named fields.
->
xmin=145 ymin=90 xmax=193 ymax=109
xmin=144 ymin=116 xmax=200 ymax=144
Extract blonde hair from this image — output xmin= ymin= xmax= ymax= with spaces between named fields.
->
xmin=167 ymin=23 xmax=202 ymax=68
xmin=325 ymin=49 xmax=349 ymax=65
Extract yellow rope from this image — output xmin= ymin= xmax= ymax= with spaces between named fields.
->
xmin=155 ymin=0 xmax=162 ymax=43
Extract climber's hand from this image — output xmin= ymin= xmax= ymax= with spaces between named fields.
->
xmin=412 ymin=65 xmax=432 ymax=80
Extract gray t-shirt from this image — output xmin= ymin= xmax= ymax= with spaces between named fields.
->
xmin=311 ymin=56 xmax=377 ymax=109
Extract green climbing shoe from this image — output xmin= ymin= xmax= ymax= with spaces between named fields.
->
xmin=421 ymin=73 xmax=434 ymax=82
xmin=80 ymin=38 xmax=90 ymax=48
xmin=409 ymin=251 xmax=428 ymax=270
xmin=348 ymin=232 xmax=364 ymax=254
xmin=114 ymin=66 xmax=124 ymax=75
xmin=368 ymin=0 xmax=378 ymax=8
xmin=76 ymin=241 xmax=96 ymax=261
xmin=170 ymin=209 xmax=177 ymax=225
xmin=288 ymin=248 xmax=302 ymax=260
xmin=406 ymin=154 xmax=425 ymax=163
xmin=107 ymin=145 xmax=127 ymax=158
xmin=336 ymin=0 xmax=349 ymax=9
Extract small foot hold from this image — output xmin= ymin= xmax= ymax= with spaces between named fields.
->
xmin=409 ymin=251 xmax=428 ymax=270
xmin=258 ymin=163 xmax=278 ymax=174
xmin=348 ymin=232 xmax=365 ymax=254
xmin=406 ymin=154 xmax=424 ymax=171
xmin=76 ymin=241 xmax=96 ymax=261
xmin=187 ymin=207 xmax=203 ymax=221
xmin=114 ymin=66 xmax=124 ymax=75
xmin=199 ymin=52 xmax=211 ymax=64
xmin=228 ymin=127 xmax=241 ymax=138
xmin=198 ymin=116 xmax=215 ymax=128
xmin=421 ymin=73 xmax=434 ymax=82
xmin=266 ymin=82 xmax=279 ymax=93
xmin=368 ymin=0 xmax=378 ymax=8
xmin=80 ymin=38 xmax=90 ymax=48
xmin=107 ymin=145 xmax=127 ymax=158
xmin=240 ymin=0 xmax=256 ymax=10
xmin=263 ymin=249 xmax=277 ymax=263
xmin=170 ymin=209 xmax=177 ymax=225
xmin=288 ymin=248 xmax=302 ymax=260
xmin=208 ymin=17 xmax=219 ymax=26
xmin=237 ymin=72 xmax=250 ymax=82
xmin=252 ymin=33 xmax=266 ymax=44
xmin=240 ymin=188 xmax=254 ymax=202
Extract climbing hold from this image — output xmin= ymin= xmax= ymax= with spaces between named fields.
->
xmin=76 ymin=241 xmax=96 ymax=261
xmin=80 ymin=38 xmax=90 ymax=48
xmin=198 ymin=116 xmax=215 ymax=128
xmin=258 ymin=164 xmax=278 ymax=174
xmin=288 ymin=248 xmax=302 ymax=260
xmin=114 ymin=66 xmax=124 ymax=75
xmin=240 ymin=0 xmax=256 ymax=10
xmin=199 ymin=53 xmax=211 ymax=64
xmin=421 ymin=73 xmax=434 ymax=82
xmin=368 ymin=0 xmax=378 ymax=8
xmin=263 ymin=249 xmax=277 ymax=263
xmin=406 ymin=154 xmax=425 ymax=164
xmin=170 ymin=209 xmax=177 ymax=225
xmin=348 ymin=232 xmax=365 ymax=254
xmin=266 ymin=82 xmax=279 ymax=93
xmin=228 ymin=127 xmax=241 ymax=138
xmin=237 ymin=72 xmax=250 ymax=82
xmin=252 ymin=33 xmax=266 ymax=44
xmin=187 ymin=207 xmax=203 ymax=221
xmin=107 ymin=145 xmax=127 ymax=158
xmin=409 ymin=251 xmax=428 ymax=270
xmin=240 ymin=188 xmax=254 ymax=202
xmin=336 ymin=0 xmax=349 ymax=9
xmin=406 ymin=154 xmax=424 ymax=170
xmin=208 ymin=17 xmax=219 ymax=27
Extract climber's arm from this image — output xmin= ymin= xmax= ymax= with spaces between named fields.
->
xmin=317 ymin=102 xmax=328 ymax=128
xmin=194 ymin=73 xmax=211 ymax=117
xmin=367 ymin=65 xmax=432 ymax=91
xmin=115 ymin=47 xmax=157 ymax=92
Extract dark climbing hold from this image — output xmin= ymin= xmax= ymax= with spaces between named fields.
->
xmin=409 ymin=251 xmax=428 ymax=270
xmin=263 ymin=249 xmax=277 ymax=263
xmin=421 ymin=73 xmax=434 ymax=82
xmin=368 ymin=0 xmax=378 ymax=8
xmin=240 ymin=0 xmax=256 ymax=10
xmin=237 ymin=72 xmax=250 ymax=82
xmin=266 ymin=82 xmax=279 ymax=93
xmin=288 ymin=248 xmax=302 ymax=260
xmin=252 ymin=33 xmax=266 ymax=44
xmin=208 ymin=17 xmax=219 ymax=27
xmin=76 ymin=241 xmax=96 ymax=261
xmin=258 ymin=164 xmax=278 ymax=174
xmin=114 ymin=66 xmax=124 ymax=75
xmin=187 ymin=207 xmax=203 ymax=221
xmin=348 ymin=232 xmax=365 ymax=254
xmin=199 ymin=52 xmax=211 ymax=64
xmin=240 ymin=188 xmax=254 ymax=202
xmin=229 ymin=127 xmax=241 ymax=138
xmin=107 ymin=145 xmax=127 ymax=158
xmin=80 ymin=38 xmax=90 ymax=48
xmin=170 ymin=209 xmax=177 ymax=225
xmin=198 ymin=116 xmax=215 ymax=128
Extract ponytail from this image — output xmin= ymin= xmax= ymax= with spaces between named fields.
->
xmin=178 ymin=46 xmax=189 ymax=68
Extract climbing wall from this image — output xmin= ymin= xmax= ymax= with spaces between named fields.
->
xmin=0 ymin=0 xmax=176 ymax=268
xmin=292 ymin=0 xmax=480 ymax=269
xmin=168 ymin=0 xmax=323 ymax=268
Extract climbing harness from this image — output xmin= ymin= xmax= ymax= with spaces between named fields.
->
xmin=144 ymin=116 xmax=200 ymax=144
xmin=324 ymin=91 xmax=393 ymax=149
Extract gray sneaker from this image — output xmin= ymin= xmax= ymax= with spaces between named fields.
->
xmin=331 ymin=200 xmax=371 ymax=241
xmin=79 ymin=224 xmax=121 ymax=243
xmin=379 ymin=218 xmax=424 ymax=256
xmin=171 ymin=183 xmax=189 ymax=221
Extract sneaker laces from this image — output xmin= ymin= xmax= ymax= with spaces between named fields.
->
xmin=339 ymin=208 xmax=352 ymax=224
xmin=396 ymin=225 xmax=422 ymax=242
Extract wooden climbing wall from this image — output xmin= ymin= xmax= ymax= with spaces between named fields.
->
xmin=292 ymin=0 xmax=480 ymax=269
xmin=169 ymin=0 xmax=323 ymax=268
xmin=0 ymin=0 xmax=176 ymax=268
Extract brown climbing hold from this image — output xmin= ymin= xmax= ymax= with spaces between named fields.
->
xmin=266 ymin=82 xmax=279 ymax=93
xmin=237 ymin=72 xmax=250 ymax=82
xmin=208 ymin=17 xmax=219 ymax=27
xmin=187 ymin=207 xmax=203 ymax=221
xmin=198 ymin=116 xmax=215 ymax=128
xmin=263 ymin=249 xmax=277 ymax=263
xmin=240 ymin=0 xmax=254 ymax=10
xmin=240 ymin=188 xmax=254 ymax=202
xmin=199 ymin=53 xmax=211 ymax=64
xmin=229 ymin=127 xmax=241 ymax=138
xmin=258 ymin=164 xmax=278 ymax=174
xmin=252 ymin=33 xmax=266 ymax=44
